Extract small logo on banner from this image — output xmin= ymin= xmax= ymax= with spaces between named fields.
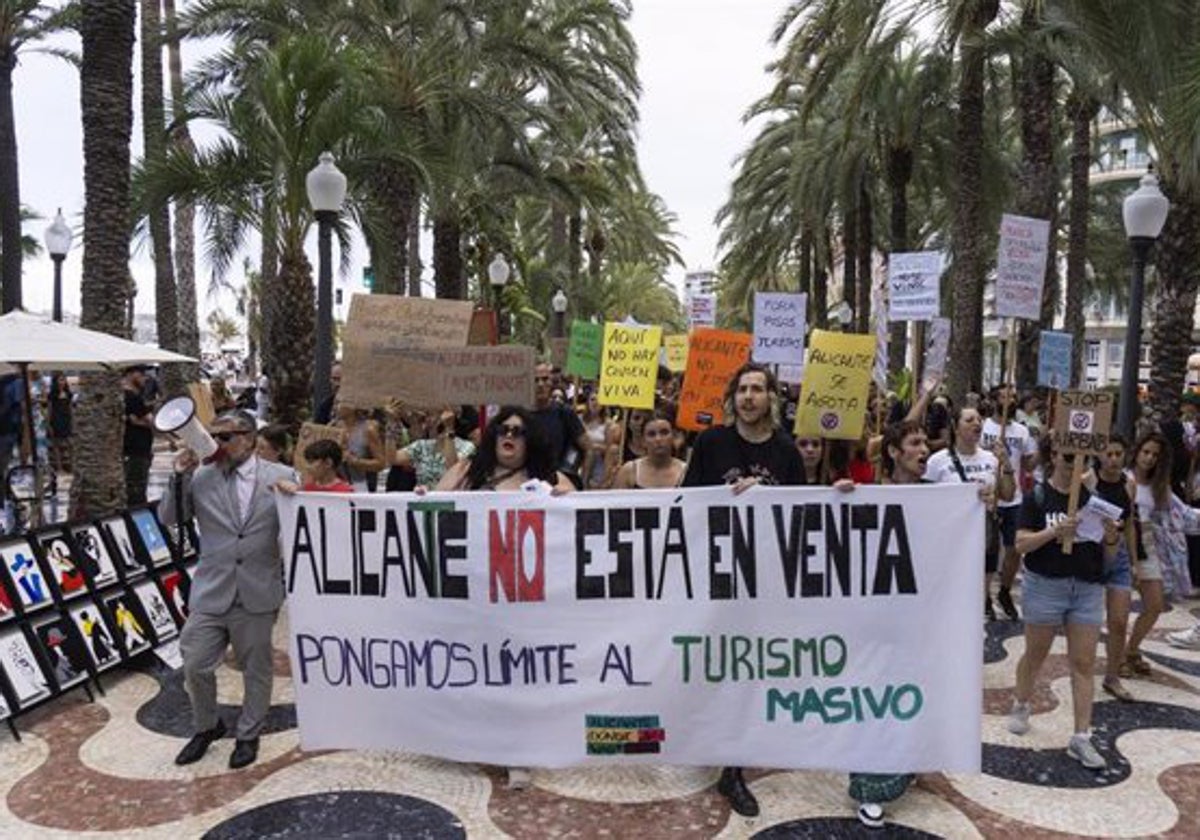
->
xmin=820 ymin=412 xmax=840 ymax=432
xmin=585 ymin=714 xmax=665 ymax=755
xmin=1069 ymin=410 xmax=1094 ymax=434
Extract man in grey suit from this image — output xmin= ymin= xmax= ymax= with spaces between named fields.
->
xmin=159 ymin=409 xmax=294 ymax=769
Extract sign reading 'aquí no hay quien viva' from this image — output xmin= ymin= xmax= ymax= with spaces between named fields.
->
xmin=278 ymin=484 xmax=984 ymax=772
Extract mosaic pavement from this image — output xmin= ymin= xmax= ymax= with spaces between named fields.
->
xmin=1 ymin=593 xmax=1198 ymax=839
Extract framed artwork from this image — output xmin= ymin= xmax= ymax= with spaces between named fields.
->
xmin=132 ymin=580 xmax=179 ymax=642
xmin=130 ymin=509 xmax=173 ymax=567
xmin=159 ymin=569 xmax=190 ymax=624
xmin=98 ymin=516 xmax=143 ymax=578
xmin=0 ymin=681 xmax=10 ymax=720
xmin=0 ymin=627 xmax=52 ymax=707
xmin=33 ymin=528 xmax=89 ymax=600
xmin=67 ymin=601 xmax=120 ymax=671
xmin=0 ymin=579 xmax=14 ymax=623
xmin=102 ymin=590 xmax=153 ymax=655
xmin=31 ymin=615 xmax=90 ymax=691
xmin=0 ymin=538 xmax=54 ymax=614
xmin=70 ymin=525 xmax=119 ymax=587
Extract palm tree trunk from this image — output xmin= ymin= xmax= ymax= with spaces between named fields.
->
xmin=257 ymin=205 xmax=278 ymax=404
xmin=887 ymin=146 xmax=912 ymax=372
xmin=72 ymin=0 xmax=136 ymax=520
xmin=164 ymin=0 xmax=199 ymax=380
xmin=262 ymin=244 xmax=314 ymax=431
xmin=856 ymin=182 xmax=872 ymax=334
xmin=407 ymin=190 xmax=421 ymax=296
xmin=568 ymin=206 xmax=583 ymax=286
xmin=433 ymin=213 xmax=465 ymax=299
xmin=366 ymin=164 xmax=413 ymax=295
xmin=812 ymin=228 xmax=830 ymax=329
xmin=1064 ymin=92 xmax=1096 ymax=388
xmin=0 ymin=44 xmax=22 ymax=312
xmin=1013 ymin=7 xmax=1058 ymax=390
xmin=1148 ymin=181 xmax=1200 ymax=422
xmin=946 ymin=0 xmax=1000 ymax=404
xmin=798 ymin=231 xmax=813 ymax=312
xmin=841 ymin=203 xmax=858 ymax=323
xmin=141 ymin=0 xmax=180 ymax=396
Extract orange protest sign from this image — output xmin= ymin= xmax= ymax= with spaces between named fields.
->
xmin=676 ymin=328 xmax=752 ymax=432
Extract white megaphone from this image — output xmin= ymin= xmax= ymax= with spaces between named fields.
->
xmin=154 ymin=396 xmax=218 ymax=459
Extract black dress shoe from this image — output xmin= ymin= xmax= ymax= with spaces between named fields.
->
xmin=717 ymin=766 xmax=759 ymax=817
xmin=174 ymin=720 xmax=227 ymax=766
xmin=229 ymin=737 xmax=260 ymax=769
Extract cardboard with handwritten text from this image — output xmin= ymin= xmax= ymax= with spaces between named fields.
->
xmin=794 ymin=330 xmax=875 ymax=440
xmin=340 ymin=346 xmax=536 ymax=409
xmin=294 ymin=423 xmax=347 ymax=476
xmin=1052 ymin=390 xmax=1112 ymax=456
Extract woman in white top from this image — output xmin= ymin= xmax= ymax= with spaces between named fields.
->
xmin=579 ymin=392 xmax=619 ymax=488
xmin=924 ymin=406 xmax=1015 ymax=618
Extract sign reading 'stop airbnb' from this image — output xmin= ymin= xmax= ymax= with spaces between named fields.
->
xmin=278 ymin=484 xmax=984 ymax=773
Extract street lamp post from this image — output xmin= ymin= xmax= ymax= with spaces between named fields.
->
xmin=551 ymin=288 xmax=568 ymax=339
xmin=1117 ymin=169 xmax=1170 ymax=439
xmin=488 ymin=254 xmax=511 ymax=340
xmin=44 ymin=209 xmax=72 ymax=323
xmin=306 ymin=152 xmax=348 ymax=419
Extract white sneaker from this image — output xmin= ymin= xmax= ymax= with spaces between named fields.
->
xmin=1167 ymin=624 xmax=1200 ymax=651
xmin=506 ymin=767 xmax=533 ymax=790
xmin=1006 ymin=699 xmax=1031 ymax=735
xmin=1067 ymin=733 xmax=1107 ymax=769
xmin=857 ymin=802 xmax=885 ymax=829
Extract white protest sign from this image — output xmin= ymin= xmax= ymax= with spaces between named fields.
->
xmin=995 ymin=214 xmax=1052 ymax=320
xmin=887 ymin=251 xmax=941 ymax=322
xmin=688 ymin=293 xmax=717 ymax=328
xmin=922 ymin=317 xmax=951 ymax=391
xmin=278 ymin=484 xmax=984 ymax=772
xmin=1076 ymin=494 xmax=1124 ymax=544
xmin=752 ymin=292 xmax=807 ymax=364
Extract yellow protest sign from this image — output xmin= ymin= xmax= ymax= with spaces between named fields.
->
xmin=598 ymin=322 xmax=662 ymax=409
xmin=663 ymin=334 xmax=689 ymax=373
xmin=795 ymin=329 xmax=875 ymax=440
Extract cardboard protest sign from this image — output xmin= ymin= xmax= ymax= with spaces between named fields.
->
xmin=795 ymin=330 xmax=875 ymax=440
xmin=186 ymin=383 xmax=215 ymax=427
xmin=597 ymin=323 xmax=662 ymax=409
xmin=663 ymin=334 xmax=689 ymax=373
xmin=1052 ymin=390 xmax=1113 ymax=455
xmin=922 ymin=317 xmax=951 ymax=391
xmin=688 ymin=293 xmax=717 ymax=328
xmin=294 ymin=423 xmax=346 ymax=475
xmin=549 ymin=338 xmax=568 ymax=370
xmin=565 ymin=320 xmax=604 ymax=380
xmin=279 ymin=483 xmax=984 ymax=772
xmin=468 ymin=309 xmax=497 ymax=346
xmin=995 ymin=214 xmax=1052 ymax=320
xmin=1037 ymin=331 xmax=1073 ymax=389
xmin=887 ymin=251 xmax=941 ymax=321
xmin=676 ymin=329 xmax=753 ymax=431
xmin=752 ymin=292 xmax=807 ymax=364
xmin=339 ymin=346 xmax=536 ymax=409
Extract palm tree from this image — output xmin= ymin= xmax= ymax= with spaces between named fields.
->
xmin=0 ymin=1 xmax=71 ymax=312
xmin=72 ymin=0 xmax=136 ymax=519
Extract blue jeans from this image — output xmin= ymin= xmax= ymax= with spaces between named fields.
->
xmin=1022 ymin=570 xmax=1104 ymax=626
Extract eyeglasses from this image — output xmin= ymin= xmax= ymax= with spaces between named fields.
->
xmin=214 ymin=430 xmax=249 ymax=442
xmin=498 ymin=424 xmax=527 ymax=440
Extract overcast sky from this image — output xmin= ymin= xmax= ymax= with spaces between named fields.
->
xmin=11 ymin=0 xmax=785 ymax=330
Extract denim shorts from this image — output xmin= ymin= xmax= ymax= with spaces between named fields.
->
xmin=1102 ymin=545 xmax=1132 ymax=591
xmin=1022 ymin=570 xmax=1105 ymax=626
xmin=996 ymin=505 xmax=1019 ymax=549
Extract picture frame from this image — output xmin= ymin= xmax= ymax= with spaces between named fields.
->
xmin=32 ymin=527 xmax=89 ymax=601
xmin=30 ymin=614 xmax=91 ymax=691
xmin=0 ymin=626 xmax=53 ymax=707
xmin=158 ymin=569 xmax=189 ymax=625
xmin=131 ymin=579 xmax=179 ymax=642
xmin=129 ymin=508 xmax=173 ymax=568
xmin=0 ymin=575 xmax=14 ymax=624
xmin=101 ymin=589 xmax=154 ymax=656
xmin=97 ymin=516 xmax=143 ymax=580
xmin=69 ymin=524 xmax=120 ymax=588
xmin=67 ymin=600 xmax=121 ymax=672
xmin=0 ymin=537 xmax=54 ymax=615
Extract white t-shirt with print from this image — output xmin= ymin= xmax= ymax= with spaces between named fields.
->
xmin=981 ymin=417 xmax=1036 ymax=507
xmin=924 ymin=447 xmax=999 ymax=489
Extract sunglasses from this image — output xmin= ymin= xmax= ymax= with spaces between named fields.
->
xmin=498 ymin=425 xmax=527 ymax=440
xmin=214 ymin=430 xmax=250 ymax=442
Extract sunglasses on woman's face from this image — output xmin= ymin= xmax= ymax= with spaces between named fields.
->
xmin=498 ymin=424 xmax=527 ymax=440
xmin=213 ymin=430 xmax=249 ymax=443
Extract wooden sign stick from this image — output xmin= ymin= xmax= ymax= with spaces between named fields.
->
xmin=1061 ymin=453 xmax=1086 ymax=555
xmin=1001 ymin=318 xmax=1019 ymax=428
xmin=820 ymin=439 xmax=832 ymax=485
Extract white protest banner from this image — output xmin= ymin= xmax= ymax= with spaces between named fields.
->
xmin=995 ymin=214 xmax=1051 ymax=320
xmin=688 ymin=293 xmax=717 ymax=328
xmin=887 ymin=252 xmax=941 ymax=322
xmin=279 ymin=485 xmax=984 ymax=772
xmin=922 ymin=318 xmax=951 ymax=392
xmin=752 ymin=292 xmax=807 ymax=365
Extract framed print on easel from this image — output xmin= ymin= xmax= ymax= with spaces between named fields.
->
xmin=69 ymin=525 xmax=120 ymax=587
xmin=0 ymin=627 xmax=52 ymax=708
xmin=67 ymin=601 xmax=120 ymax=672
xmin=30 ymin=615 xmax=90 ymax=691
xmin=32 ymin=528 xmax=89 ymax=601
xmin=98 ymin=516 xmax=143 ymax=580
xmin=0 ymin=538 xmax=54 ymax=615
xmin=131 ymin=579 xmax=179 ymax=642
xmin=101 ymin=590 xmax=153 ymax=656
xmin=129 ymin=508 xmax=173 ymax=568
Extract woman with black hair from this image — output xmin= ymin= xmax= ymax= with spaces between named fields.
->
xmin=436 ymin=406 xmax=573 ymax=493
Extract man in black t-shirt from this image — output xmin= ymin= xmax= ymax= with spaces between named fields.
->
xmin=532 ymin=362 xmax=588 ymax=476
xmin=683 ymin=362 xmax=802 ymax=818
xmin=123 ymin=366 xmax=155 ymax=505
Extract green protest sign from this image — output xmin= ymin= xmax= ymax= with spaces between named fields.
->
xmin=565 ymin=320 xmax=604 ymax=379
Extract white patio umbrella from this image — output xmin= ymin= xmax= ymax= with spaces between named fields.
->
xmin=0 ymin=310 xmax=196 ymax=524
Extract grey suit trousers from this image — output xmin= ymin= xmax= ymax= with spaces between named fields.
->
xmin=179 ymin=605 xmax=277 ymax=739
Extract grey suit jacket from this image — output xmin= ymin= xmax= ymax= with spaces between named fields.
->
xmin=159 ymin=457 xmax=295 ymax=615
